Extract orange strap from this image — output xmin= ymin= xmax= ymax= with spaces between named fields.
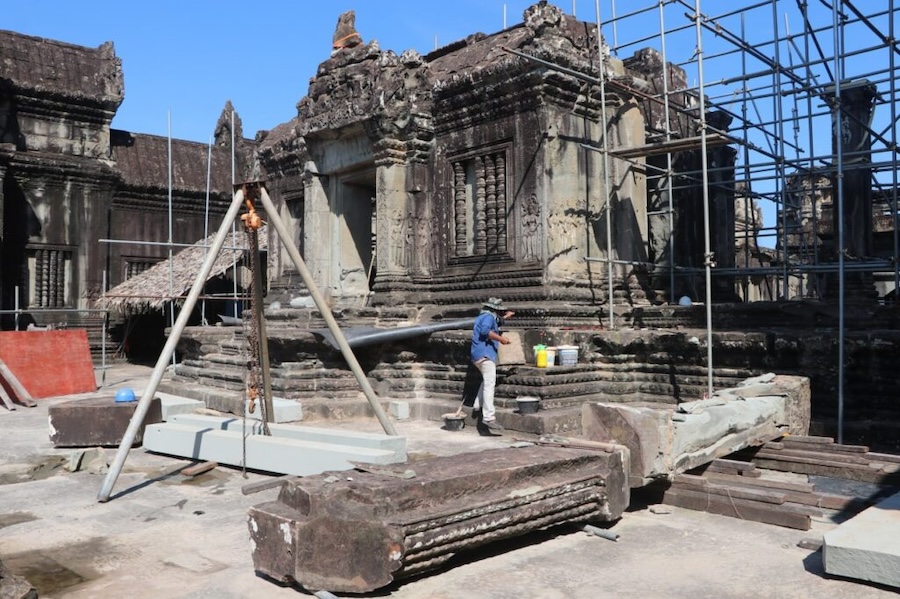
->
xmin=332 ymin=32 xmax=361 ymax=49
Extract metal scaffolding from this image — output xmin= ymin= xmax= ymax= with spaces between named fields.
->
xmin=580 ymin=0 xmax=900 ymax=441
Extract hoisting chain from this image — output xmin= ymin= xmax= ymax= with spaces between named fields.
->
xmin=241 ymin=198 xmax=271 ymax=437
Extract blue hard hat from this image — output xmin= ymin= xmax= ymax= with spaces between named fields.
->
xmin=115 ymin=387 xmax=136 ymax=403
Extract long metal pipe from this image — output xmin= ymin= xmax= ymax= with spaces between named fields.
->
xmin=256 ymin=187 xmax=397 ymax=436
xmin=99 ymin=238 xmax=248 ymax=251
xmin=167 ymin=112 xmax=175 ymax=366
xmin=596 ymin=0 xmax=615 ymax=329
xmin=314 ymin=318 xmax=476 ymax=350
xmin=659 ymin=0 xmax=677 ymax=303
xmin=98 ymin=188 xmax=248 ymax=502
xmin=832 ymin=0 xmax=846 ymax=444
xmin=693 ymin=0 xmax=715 ymax=398
xmin=892 ymin=0 xmax=900 ymax=304
xmin=203 ymin=136 xmax=213 ymax=325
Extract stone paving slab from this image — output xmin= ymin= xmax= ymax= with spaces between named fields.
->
xmin=823 ymin=490 xmax=900 ymax=588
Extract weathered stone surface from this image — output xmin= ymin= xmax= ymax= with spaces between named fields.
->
xmin=0 ymin=558 xmax=37 ymax=599
xmin=248 ymin=445 xmax=629 ymax=593
xmin=583 ymin=374 xmax=810 ymax=485
xmin=48 ymin=395 xmax=162 ymax=447
xmin=824 ymin=490 xmax=900 ymax=588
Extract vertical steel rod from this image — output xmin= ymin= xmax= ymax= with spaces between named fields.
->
xmin=202 ymin=136 xmax=213 ymax=325
xmin=659 ymin=0 xmax=677 ymax=304
xmin=693 ymin=0 xmax=715 ymax=398
xmin=772 ymin=0 xmax=790 ymax=299
xmin=596 ymin=0 xmax=615 ymax=329
xmin=891 ymin=0 xmax=900 ymax=305
xmin=832 ymin=0 xmax=846 ymax=444
xmin=167 ymin=111 xmax=175 ymax=366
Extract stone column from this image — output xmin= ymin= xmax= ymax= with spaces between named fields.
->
xmin=302 ymin=165 xmax=335 ymax=297
xmin=833 ymin=81 xmax=876 ymax=260
xmin=376 ymin=161 xmax=410 ymax=278
xmin=825 ymin=80 xmax=877 ymax=301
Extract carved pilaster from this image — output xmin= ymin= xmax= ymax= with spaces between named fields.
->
xmin=474 ymin=156 xmax=486 ymax=255
xmin=453 ymin=161 xmax=466 ymax=257
xmin=485 ymin=154 xmax=497 ymax=253
xmin=496 ymin=154 xmax=508 ymax=254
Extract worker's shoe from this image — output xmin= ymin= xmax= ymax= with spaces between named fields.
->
xmin=482 ymin=419 xmax=504 ymax=431
xmin=471 ymin=408 xmax=482 ymax=421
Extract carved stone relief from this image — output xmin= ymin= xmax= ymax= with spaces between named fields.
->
xmin=521 ymin=193 xmax=541 ymax=262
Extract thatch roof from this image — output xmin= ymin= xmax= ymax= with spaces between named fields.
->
xmin=100 ymin=224 xmax=269 ymax=313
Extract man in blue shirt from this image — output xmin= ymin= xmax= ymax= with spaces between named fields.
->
xmin=470 ymin=297 xmax=515 ymax=431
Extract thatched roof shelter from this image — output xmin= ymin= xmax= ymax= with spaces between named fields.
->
xmin=100 ymin=225 xmax=269 ymax=313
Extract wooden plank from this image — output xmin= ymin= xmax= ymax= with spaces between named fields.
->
xmin=662 ymin=487 xmax=811 ymax=530
xmin=866 ymin=452 xmax=900 ymax=464
xmin=707 ymin=458 xmax=762 ymax=477
xmin=779 ymin=440 xmax=869 ymax=454
xmin=782 ymin=491 xmax=870 ymax=511
xmin=0 ymin=381 xmax=15 ymax=410
xmin=704 ymin=472 xmax=815 ymax=494
xmin=782 ymin=435 xmax=834 ymax=444
xmin=241 ymin=475 xmax=292 ymax=496
xmin=711 ymin=458 xmax=758 ymax=472
xmin=750 ymin=457 xmax=893 ymax=484
xmin=0 ymin=359 xmax=37 ymax=407
xmin=701 ymin=472 xmax=861 ymax=511
xmin=754 ymin=448 xmax=871 ymax=466
xmin=673 ymin=474 xmax=786 ymax=504
xmin=181 ymin=461 xmax=218 ymax=477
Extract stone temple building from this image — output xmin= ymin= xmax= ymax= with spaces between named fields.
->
xmin=0 ymin=29 xmax=251 ymax=340
xmin=256 ymin=2 xmax=736 ymax=311
xmin=1 ymin=3 xmax=899 ymax=449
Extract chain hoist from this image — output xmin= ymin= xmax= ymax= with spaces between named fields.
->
xmin=240 ymin=183 xmax=274 ymax=436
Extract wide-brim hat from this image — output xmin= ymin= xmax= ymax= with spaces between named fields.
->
xmin=482 ymin=297 xmax=504 ymax=311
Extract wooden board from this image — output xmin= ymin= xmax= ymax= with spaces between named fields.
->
xmin=0 ymin=358 xmax=36 ymax=407
xmin=662 ymin=487 xmax=811 ymax=530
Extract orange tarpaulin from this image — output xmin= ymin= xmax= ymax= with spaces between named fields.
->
xmin=0 ymin=330 xmax=96 ymax=399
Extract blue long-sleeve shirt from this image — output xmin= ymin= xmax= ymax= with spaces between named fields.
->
xmin=470 ymin=310 xmax=500 ymax=362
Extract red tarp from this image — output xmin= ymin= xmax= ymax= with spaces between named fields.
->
xmin=0 ymin=330 xmax=96 ymax=399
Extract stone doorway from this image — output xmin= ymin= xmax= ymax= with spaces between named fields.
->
xmin=334 ymin=169 xmax=376 ymax=299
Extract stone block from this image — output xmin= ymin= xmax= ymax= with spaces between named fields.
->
xmin=248 ymin=445 xmax=629 ymax=593
xmin=244 ymin=397 xmax=303 ymax=423
xmin=167 ymin=413 xmax=406 ymax=456
xmin=153 ymin=392 xmax=204 ymax=420
xmin=142 ymin=417 xmax=406 ymax=476
xmin=497 ymin=331 xmax=526 ymax=365
xmin=389 ymin=400 xmax=410 ymax=420
xmin=823 ymin=490 xmax=900 ymax=588
xmin=48 ymin=395 xmax=162 ymax=447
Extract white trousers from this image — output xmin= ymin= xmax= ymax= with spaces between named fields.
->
xmin=474 ymin=358 xmax=497 ymax=422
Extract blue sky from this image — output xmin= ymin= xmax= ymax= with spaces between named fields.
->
xmin=5 ymin=1 xmax=547 ymax=142
xmin=5 ymin=1 xmax=898 ymax=237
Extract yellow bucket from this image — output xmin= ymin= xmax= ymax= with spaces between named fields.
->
xmin=534 ymin=346 xmax=548 ymax=368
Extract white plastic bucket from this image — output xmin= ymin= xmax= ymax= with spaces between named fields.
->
xmin=558 ymin=345 xmax=578 ymax=366
xmin=545 ymin=347 xmax=557 ymax=366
